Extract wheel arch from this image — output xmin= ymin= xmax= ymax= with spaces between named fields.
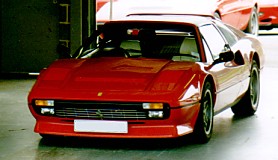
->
xmin=202 ymin=74 xmax=216 ymax=106
xmin=251 ymin=51 xmax=260 ymax=69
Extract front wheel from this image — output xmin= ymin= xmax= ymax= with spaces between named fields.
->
xmin=231 ymin=60 xmax=260 ymax=116
xmin=193 ymin=82 xmax=214 ymax=143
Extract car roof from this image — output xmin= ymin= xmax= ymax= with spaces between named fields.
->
xmin=106 ymin=14 xmax=214 ymax=28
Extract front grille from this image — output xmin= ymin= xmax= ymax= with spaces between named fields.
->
xmin=33 ymin=100 xmax=170 ymax=120
xmin=55 ymin=107 xmax=147 ymax=119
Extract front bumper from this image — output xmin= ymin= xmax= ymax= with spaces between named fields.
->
xmin=30 ymin=103 xmax=200 ymax=138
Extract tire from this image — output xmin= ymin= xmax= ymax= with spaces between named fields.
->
xmin=193 ymin=81 xmax=214 ymax=143
xmin=245 ymin=7 xmax=259 ymax=36
xmin=231 ymin=60 xmax=260 ymax=116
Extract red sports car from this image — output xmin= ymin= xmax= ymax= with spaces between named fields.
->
xmin=96 ymin=0 xmax=259 ymax=35
xmin=28 ymin=14 xmax=264 ymax=143
xmin=259 ymin=0 xmax=278 ymax=30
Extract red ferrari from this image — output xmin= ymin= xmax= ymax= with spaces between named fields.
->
xmin=259 ymin=0 xmax=278 ymax=30
xmin=96 ymin=0 xmax=259 ymax=35
xmin=28 ymin=14 xmax=264 ymax=143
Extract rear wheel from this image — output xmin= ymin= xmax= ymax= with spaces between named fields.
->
xmin=245 ymin=7 xmax=259 ymax=36
xmin=193 ymin=82 xmax=214 ymax=143
xmin=231 ymin=60 xmax=260 ymax=116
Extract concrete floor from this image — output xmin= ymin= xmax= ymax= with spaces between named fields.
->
xmin=0 ymin=34 xmax=278 ymax=160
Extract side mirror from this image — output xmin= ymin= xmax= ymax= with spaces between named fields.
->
xmin=205 ymin=46 xmax=235 ymax=70
xmin=212 ymin=50 xmax=234 ymax=65
xmin=219 ymin=50 xmax=235 ymax=62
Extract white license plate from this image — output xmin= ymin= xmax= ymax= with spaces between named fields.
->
xmin=74 ymin=120 xmax=128 ymax=133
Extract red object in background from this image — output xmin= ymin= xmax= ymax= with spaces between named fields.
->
xmin=259 ymin=0 xmax=278 ymax=30
xmin=96 ymin=0 xmax=259 ymax=35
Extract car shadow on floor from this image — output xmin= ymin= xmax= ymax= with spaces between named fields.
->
xmin=38 ymin=134 xmax=199 ymax=150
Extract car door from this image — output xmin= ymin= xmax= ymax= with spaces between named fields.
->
xmin=236 ymin=0 xmax=256 ymax=30
xmin=199 ymin=24 xmax=243 ymax=113
xmin=217 ymin=0 xmax=242 ymax=29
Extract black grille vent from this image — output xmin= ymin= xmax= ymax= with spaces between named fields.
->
xmin=55 ymin=107 xmax=147 ymax=119
xmin=54 ymin=101 xmax=146 ymax=120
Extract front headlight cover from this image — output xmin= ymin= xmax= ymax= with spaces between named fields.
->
xmin=142 ymin=103 xmax=164 ymax=109
xmin=34 ymin=100 xmax=54 ymax=106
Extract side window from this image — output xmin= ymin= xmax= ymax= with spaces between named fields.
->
xmin=199 ymin=24 xmax=226 ymax=60
xmin=215 ymin=21 xmax=238 ymax=45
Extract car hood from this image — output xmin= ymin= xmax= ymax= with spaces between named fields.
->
xmin=35 ymin=58 xmax=199 ymax=93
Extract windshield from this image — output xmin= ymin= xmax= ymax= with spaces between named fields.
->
xmin=81 ymin=23 xmax=200 ymax=62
